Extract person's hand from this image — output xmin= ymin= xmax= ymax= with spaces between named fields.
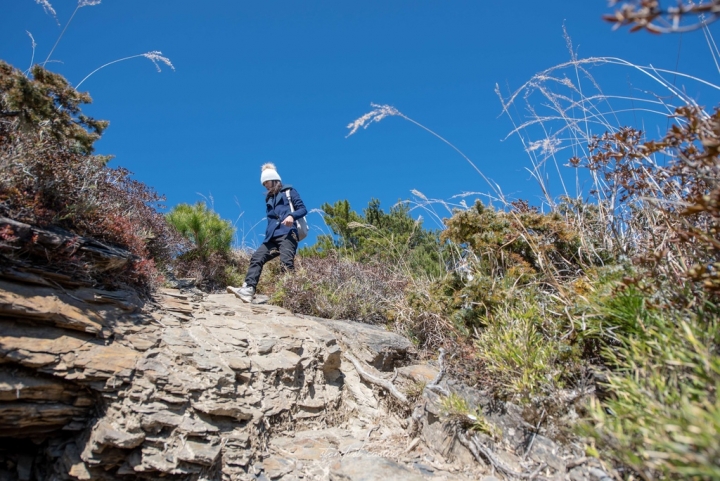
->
xmin=282 ymin=215 xmax=295 ymax=227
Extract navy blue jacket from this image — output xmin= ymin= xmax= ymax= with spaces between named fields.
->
xmin=264 ymin=185 xmax=307 ymax=242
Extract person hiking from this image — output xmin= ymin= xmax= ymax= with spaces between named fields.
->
xmin=227 ymin=163 xmax=307 ymax=303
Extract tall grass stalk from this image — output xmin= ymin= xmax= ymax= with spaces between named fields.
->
xmin=345 ymin=102 xmax=595 ymax=306
xmin=42 ymin=0 xmax=101 ymax=67
xmin=30 ymin=0 xmax=173 ymax=88
xmin=25 ymin=31 xmax=37 ymax=74
xmin=405 ymin=189 xmax=501 ymax=230
xmin=75 ymin=51 xmax=175 ymax=89
xmin=347 ymin=103 xmax=506 ymax=203
xmin=497 ymin=36 xmax=720 ymax=261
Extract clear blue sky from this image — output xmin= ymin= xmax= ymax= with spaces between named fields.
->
xmin=2 ymin=1 xmax=718 ymax=247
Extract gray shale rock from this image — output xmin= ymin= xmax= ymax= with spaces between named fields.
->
xmin=0 ymin=265 xmax=592 ymax=480
xmin=0 ymin=278 xmax=430 ymax=480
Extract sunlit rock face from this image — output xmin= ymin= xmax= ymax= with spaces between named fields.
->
xmin=0 ymin=253 xmax=591 ymax=480
xmin=0 ymin=269 xmax=454 ymax=480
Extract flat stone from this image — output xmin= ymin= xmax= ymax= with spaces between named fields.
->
xmin=129 ymin=402 xmax=172 ymax=414
xmin=90 ymin=420 xmax=145 ymax=449
xmin=261 ymin=455 xmax=294 ymax=479
xmin=140 ymin=411 xmax=183 ymax=430
xmin=272 ymin=436 xmax=336 ymax=461
xmin=316 ymin=319 xmax=413 ymax=371
xmin=207 ymin=327 xmax=250 ymax=347
xmin=125 ymin=335 xmax=157 ymax=351
xmin=0 ymin=402 xmax=88 ymax=437
xmin=226 ymin=356 xmax=251 ymax=371
xmin=250 ymin=350 xmax=301 ymax=373
xmin=256 ymin=338 xmax=277 ymax=354
xmin=422 ymin=413 xmax=475 ymax=464
xmin=329 ymin=454 xmax=426 ymax=481
xmin=162 ymin=298 xmax=193 ymax=314
xmin=192 ymin=351 xmax=220 ymax=371
xmin=162 ymin=330 xmax=194 ymax=347
xmin=0 ymin=322 xmax=87 ymax=368
xmin=73 ymin=343 xmax=141 ymax=377
xmin=0 ymin=369 xmax=86 ymax=403
xmin=178 ymin=416 xmax=219 ymax=434
xmin=158 ymin=288 xmax=188 ymax=299
xmin=135 ymin=445 xmax=178 ymax=473
xmin=528 ymin=435 xmax=565 ymax=471
xmin=0 ymin=280 xmax=105 ymax=334
xmin=153 ymin=393 xmax=187 ymax=405
xmin=177 ymin=439 xmax=222 ymax=466
xmin=192 ymin=399 xmax=260 ymax=421
xmin=5 ymin=350 xmax=57 ymax=368
xmin=136 ymin=356 xmax=171 ymax=379
xmin=398 ymin=364 xmax=439 ymax=384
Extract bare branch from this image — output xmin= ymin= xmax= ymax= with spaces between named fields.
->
xmin=606 ymin=0 xmax=720 ymax=34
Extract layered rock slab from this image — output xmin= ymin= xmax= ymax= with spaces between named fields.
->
xmin=1 ymin=278 xmax=582 ymax=480
xmin=1 ymin=281 xmax=423 ymax=480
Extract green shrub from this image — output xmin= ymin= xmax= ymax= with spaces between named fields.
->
xmin=304 ymin=198 xmax=446 ymax=279
xmin=166 ymin=202 xmax=236 ymax=289
xmin=438 ymin=201 xmax=591 ymax=324
xmin=443 ymin=200 xmax=594 ymax=286
xmin=166 ymin=202 xmax=234 ymax=257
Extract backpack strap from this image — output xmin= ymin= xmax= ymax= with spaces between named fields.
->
xmin=285 ymin=190 xmax=295 ymax=213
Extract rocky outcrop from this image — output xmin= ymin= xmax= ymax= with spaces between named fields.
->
xmin=0 ymin=264 xmax=604 ymax=480
xmin=0 ymin=217 xmax=134 ymax=274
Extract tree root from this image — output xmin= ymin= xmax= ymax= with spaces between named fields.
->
xmin=344 ymin=352 xmax=408 ymax=404
xmin=457 ymin=430 xmax=547 ymax=480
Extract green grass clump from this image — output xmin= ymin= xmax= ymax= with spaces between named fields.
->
xmin=474 ymin=306 xmax=565 ymax=400
xmin=440 ymin=393 xmax=500 ymax=438
xmin=580 ymin=289 xmax=720 ymax=479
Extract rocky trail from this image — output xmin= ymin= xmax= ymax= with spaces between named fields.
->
xmin=0 ymin=267 xmax=609 ymax=480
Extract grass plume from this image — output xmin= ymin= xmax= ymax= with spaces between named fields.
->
xmin=75 ymin=51 xmax=175 ymax=89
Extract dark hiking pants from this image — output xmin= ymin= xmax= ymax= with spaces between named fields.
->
xmin=244 ymin=233 xmax=298 ymax=288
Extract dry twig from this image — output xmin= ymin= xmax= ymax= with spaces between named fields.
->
xmin=425 ymin=348 xmax=450 ymax=396
xmin=456 ymin=430 xmax=547 ymax=480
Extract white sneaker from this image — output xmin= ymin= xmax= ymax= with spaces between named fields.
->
xmin=227 ymin=284 xmax=255 ymax=303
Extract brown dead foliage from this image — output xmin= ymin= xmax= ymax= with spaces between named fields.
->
xmin=0 ymin=61 xmax=180 ymax=292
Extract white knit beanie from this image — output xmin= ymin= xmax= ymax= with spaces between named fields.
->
xmin=260 ymin=163 xmax=281 ymax=185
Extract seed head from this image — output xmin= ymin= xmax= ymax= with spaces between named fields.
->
xmin=346 ymin=103 xmax=401 ymax=138
xmin=142 ymin=51 xmax=175 ymax=72
xmin=34 ymin=0 xmax=58 ymax=22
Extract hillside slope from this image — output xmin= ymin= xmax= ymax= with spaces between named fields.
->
xmin=0 ymin=227 xmax=608 ymax=480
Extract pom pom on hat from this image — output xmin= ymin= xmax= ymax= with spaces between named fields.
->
xmin=260 ymin=163 xmax=281 ymax=184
